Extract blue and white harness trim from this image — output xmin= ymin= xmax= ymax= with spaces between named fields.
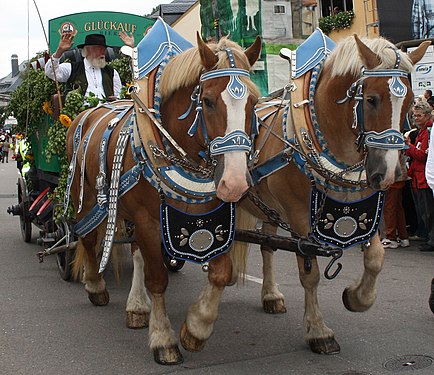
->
xmin=210 ymin=129 xmax=252 ymax=156
xmin=201 ymin=68 xmax=250 ymax=100
xmin=336 ymin=48 xmax=409 ymax=149
xmin=179 ymin=47 xmax=254 ymax=158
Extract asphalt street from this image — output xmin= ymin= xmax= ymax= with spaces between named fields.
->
xmin=0 ymin=158 xmax=433 ymax=375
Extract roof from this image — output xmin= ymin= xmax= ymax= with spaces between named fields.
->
xmin=0 ymin=61 xmax=26 ymax=95
xmin=150 ymin=0 xmax=197 ymax=25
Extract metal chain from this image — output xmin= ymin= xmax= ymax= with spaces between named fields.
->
xmin=150 ymin=145 xmax=215 ymax=178
xmin=247 ymin=190 xmax=296 ymax=235
xmin=300 ymin=131 xmax=368 ymax=187
xmin=308 ymin=176 xmax=329 ymax=239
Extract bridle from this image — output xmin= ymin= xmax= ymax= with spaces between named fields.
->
xmin=336 ymin=48 xmax=409 ymax=152
xmin=178 ymin=48 xmax=257 ymax=163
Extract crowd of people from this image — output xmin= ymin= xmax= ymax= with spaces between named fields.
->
xmin=377 ymin=91 xmax=434 ymax=314
xmin=381 ymin=91 xmax=434 ymax=253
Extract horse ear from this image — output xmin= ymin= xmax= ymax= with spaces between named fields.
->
xmin=196 ymin=31 xmax=218 ymax=70
xmin=354 ymin=34 xmax=381 ymax=69
xmin=407 ymin=40 xmax=431 ymax=65
xmin=244 ymin=36 xmax=262 ymax=68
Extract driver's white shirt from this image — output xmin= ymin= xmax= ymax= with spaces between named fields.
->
xmin=45 ymin=57 xmax=121 ymax=99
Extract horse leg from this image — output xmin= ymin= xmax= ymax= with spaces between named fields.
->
xmin=126 ymin=242 xmax=151 ymax=329
xmin=296 ymin=254 xmax=340 ymax=354
xmin=261 ymin=222 xmax=287 ymax=314
xmin=180 ymin=253 xmax=232 ymax=352
xmin=134 ymin=222 xmax=182 ymax=365
xmin=342 ymin=233 xmax=385 ymax=312
xmin=79 ymin=226 xmax=110 ymax=306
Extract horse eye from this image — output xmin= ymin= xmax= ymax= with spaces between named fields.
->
xmin=366 ymin=96 xmax=376 ymax=106
xmin=203 ymin=97 xmax=214 ymax=108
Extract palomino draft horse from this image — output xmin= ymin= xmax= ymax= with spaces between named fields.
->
xmin=67 ymin=28 xmax=261 ymax=364
xmin=239 ymin=33 xmax=430 ymax=354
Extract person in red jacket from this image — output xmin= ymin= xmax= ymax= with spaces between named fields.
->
xmin=405 ymin=101 xmax=434 ymax=251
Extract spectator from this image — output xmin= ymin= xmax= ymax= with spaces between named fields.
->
xmin=2 ymin=137 xmax=9 ymax=163
xmin=412 ymin=0 xmax=434 ymax=39
xmin=424 ymin=89 xmax=434 ymax=107
xmin=45 ymin=33 xmax=121 ymax=101
xmin=403 ymin=126 xmax=421 ymax=237
xmin=426 ymin=111 xmax=434 ymax=313
xmin=405 ymin=101 xmax=434 ymax=251
xmin=382 ymin=153 xmax=410 ymax=248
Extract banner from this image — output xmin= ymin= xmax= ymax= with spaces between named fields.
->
xmin=200 ymin=0 xmax=268 ymax=95
xmin=48 ymin=12 xmax=155 ymax=52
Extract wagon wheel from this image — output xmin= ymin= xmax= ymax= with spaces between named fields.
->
xmin=55 ymin=220 xmax=75 ymax=281
xmin=161 ymin=243 xmax=185 ymax=272
xmin=17 ymin=176 xmax=32 ymax=242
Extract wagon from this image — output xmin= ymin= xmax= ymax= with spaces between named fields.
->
xmin=7 ymin=108 xmax=75 ymax=279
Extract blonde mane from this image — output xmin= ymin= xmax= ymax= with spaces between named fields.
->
xmin=326 ymin=35 xmax=414 ymax=78
xmin=159 ymin=37 xmax=260 ymax=99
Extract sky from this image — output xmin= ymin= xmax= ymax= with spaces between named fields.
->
xmin=0 ymin=0 xmax=173 ymax=78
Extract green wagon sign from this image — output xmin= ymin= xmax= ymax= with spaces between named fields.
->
xmin=48 ymin=11 xmax=155 ymax=52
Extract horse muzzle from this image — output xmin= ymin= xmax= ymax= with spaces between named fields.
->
xmin=214 ymin=153 xmax=252 ymax=202
xmin=365 ymin=147 xmax=401 ymax=191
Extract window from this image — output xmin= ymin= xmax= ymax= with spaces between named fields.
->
xmin=321 ymin=0 xmax=353 ymax=17
xmin=274 ymin=5 xmax=285 ymax=14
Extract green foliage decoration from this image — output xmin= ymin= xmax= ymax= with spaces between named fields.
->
xmin=6 ymin=68 xmax=59 ymax=134
xmin=318 ymin=10 xmax=355 ymax=35
xmin=108 ymin=57 xmax=132 ymax=88
xmin=5 ymin=54 xmax=133 ymax=223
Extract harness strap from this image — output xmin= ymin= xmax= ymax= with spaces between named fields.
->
xmin=74 ymin=163 xmax=143 ymax=237
xmin=96 ymin=107 xmax=133 ymax=208
xmin=99 ymin=119 xmax=132 ymax=273
xmin=77 ymin=108 xmax=120 ymax=213
xmin=251 ymin=150 xmax=289 ymax=184
xmin=64 ymin=106 xmax=99 ymax=216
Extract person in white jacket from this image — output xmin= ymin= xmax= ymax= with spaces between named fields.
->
xmin=425 ymin=130 xmax=434 ymax=314
xmin=427 ymin=130 xmax=434 ymax=191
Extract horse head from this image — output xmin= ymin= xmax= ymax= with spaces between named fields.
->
xmin=316 ymin=35 xmax=430 ymax=191
xmin=354 ymin=36 xmax=430 ymax=190
xmin=159 ymin=34 xmax=262 ymax=202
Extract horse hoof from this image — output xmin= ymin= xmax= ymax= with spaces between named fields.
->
xmin=342 ymin=288 xmax=371 ymax=312
xmin=88 ymin=289 xmax=109 ymax=306
xmin=153 ymin=346 xmax=183 ymax=365
xmin=342 ymin=289 xmax=356 ymax=312
xmin=126 ymin=311 xmax=149 ymax=329
xmin=180 ymin=322 xmax=206 ymax=352
xmin=263 ymin=299 xmax=287 ymax=314
xmin=308 ymin=337 xmax=340 ymax=354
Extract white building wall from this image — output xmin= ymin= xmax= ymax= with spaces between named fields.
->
xmin=172 ymin=3 xmax=201 ymax=46
xmin=261 ymin=0 xmax=293 ymax=40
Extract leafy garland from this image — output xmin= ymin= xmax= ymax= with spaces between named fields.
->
xmin=318 ymin=10 xmax=355 ymax=35
xmin=5 ymin=54 xmax=132 ymax=223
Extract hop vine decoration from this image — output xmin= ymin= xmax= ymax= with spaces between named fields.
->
xmin=318 ymin=10 xmax=355 ymax=35
xmin=5 ymin=67 xmax=58 ymax=134
xmin=5 ymin=54 xmax=133 ymax=224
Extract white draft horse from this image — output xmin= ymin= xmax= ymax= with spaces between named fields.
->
xmin=238 ymin=35 xmax=430 ymax=354
xmin=68 ymin=34 xmax=261 ymax=365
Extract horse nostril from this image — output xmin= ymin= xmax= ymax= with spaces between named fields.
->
xmin=246 ymin=173 xmax=253 ymax=188
xmin=368 ymin=173 xmax=383 ymax=191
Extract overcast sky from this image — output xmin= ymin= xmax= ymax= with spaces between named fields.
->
xmin=0 ymin=0 xmax=173 ymax=78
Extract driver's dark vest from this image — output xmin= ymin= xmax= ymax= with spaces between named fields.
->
xmin=67 ymin=61 xmax=115 ymax=98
